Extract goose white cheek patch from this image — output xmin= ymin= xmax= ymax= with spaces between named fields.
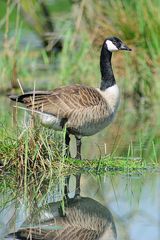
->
xmin=106 ymin=40 xmax=118 ymax=52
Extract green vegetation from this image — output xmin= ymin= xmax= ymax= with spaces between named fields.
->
xmin=0 ymin=119 xmax=158 ymax=177
xmin=1 ymin=0 xmax=160 ymax=98
xmin=0 ymin=123 xmax=156 ymax=215
xmin=0 ymin=0 xmax=160 ymax=180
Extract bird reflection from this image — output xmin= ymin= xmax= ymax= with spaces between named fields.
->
xmin=15 ymin=174 xmax=117 ymax=240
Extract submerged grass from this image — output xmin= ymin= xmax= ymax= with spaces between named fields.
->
xmin=0 ymin=121 xmax=158 ymax=179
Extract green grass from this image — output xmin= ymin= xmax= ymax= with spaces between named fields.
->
xmin=0 ymin=122 xmax=158 ymax=177
xmin=0 ymin=125 xmax=157 ymax=214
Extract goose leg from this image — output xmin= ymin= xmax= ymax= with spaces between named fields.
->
xmin=75 ymin=136 xmax=82 ymax=160
xmin=75 ymin=174 xmax=81 ymax=197
xmin=64 ymin=175 xmax=70 ymax=197
xmin=65 ymin=132 xmax=71 ymax=158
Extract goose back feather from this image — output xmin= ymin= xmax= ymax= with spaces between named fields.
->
xmin=11 ymin=84 xmax=119 ymax=136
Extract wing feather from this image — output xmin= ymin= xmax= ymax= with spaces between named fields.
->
xmin=14 ymin=85 xmax=104 ymax=119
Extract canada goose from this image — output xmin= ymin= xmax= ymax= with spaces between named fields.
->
xmin=13 ymin=175 xmax=117 ymax=240
xmin=10 ymin=37 xmax=131 ymax=159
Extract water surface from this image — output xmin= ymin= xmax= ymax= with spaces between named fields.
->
xmin=0 ymin=172 xmax=159 ymax=240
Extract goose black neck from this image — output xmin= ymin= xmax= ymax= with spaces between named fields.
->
xmin=100 ymin=46 xmax=116 ymax=90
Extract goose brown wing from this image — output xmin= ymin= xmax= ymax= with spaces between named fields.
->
xmin=15 ymin=85 xmax=103 ymax=119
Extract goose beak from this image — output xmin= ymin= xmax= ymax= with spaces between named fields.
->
xmin=120 ymin=43 xmax=132 ymax=51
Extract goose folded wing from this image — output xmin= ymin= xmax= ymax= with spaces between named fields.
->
xmin=14 ymin=85 xmax=103 ymax=119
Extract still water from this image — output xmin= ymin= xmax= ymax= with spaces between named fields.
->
xmin=0 ymin=172 xmax=159 ymax=240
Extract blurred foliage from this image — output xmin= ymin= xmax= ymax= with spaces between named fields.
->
xmin=0 ymin=0 xmax=160 ymax=104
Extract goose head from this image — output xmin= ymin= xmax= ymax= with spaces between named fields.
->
xmin=105 ymin=36 xmax=132 ymax=52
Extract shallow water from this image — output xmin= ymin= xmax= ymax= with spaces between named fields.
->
xmin=79 ymin=173 xmax=160 ymax=240
xmin=0 ymin=172 xmax=159 ymax=240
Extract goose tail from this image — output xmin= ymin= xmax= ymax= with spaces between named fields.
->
xmin=9 ymin=91 xmax=50 ymax=103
